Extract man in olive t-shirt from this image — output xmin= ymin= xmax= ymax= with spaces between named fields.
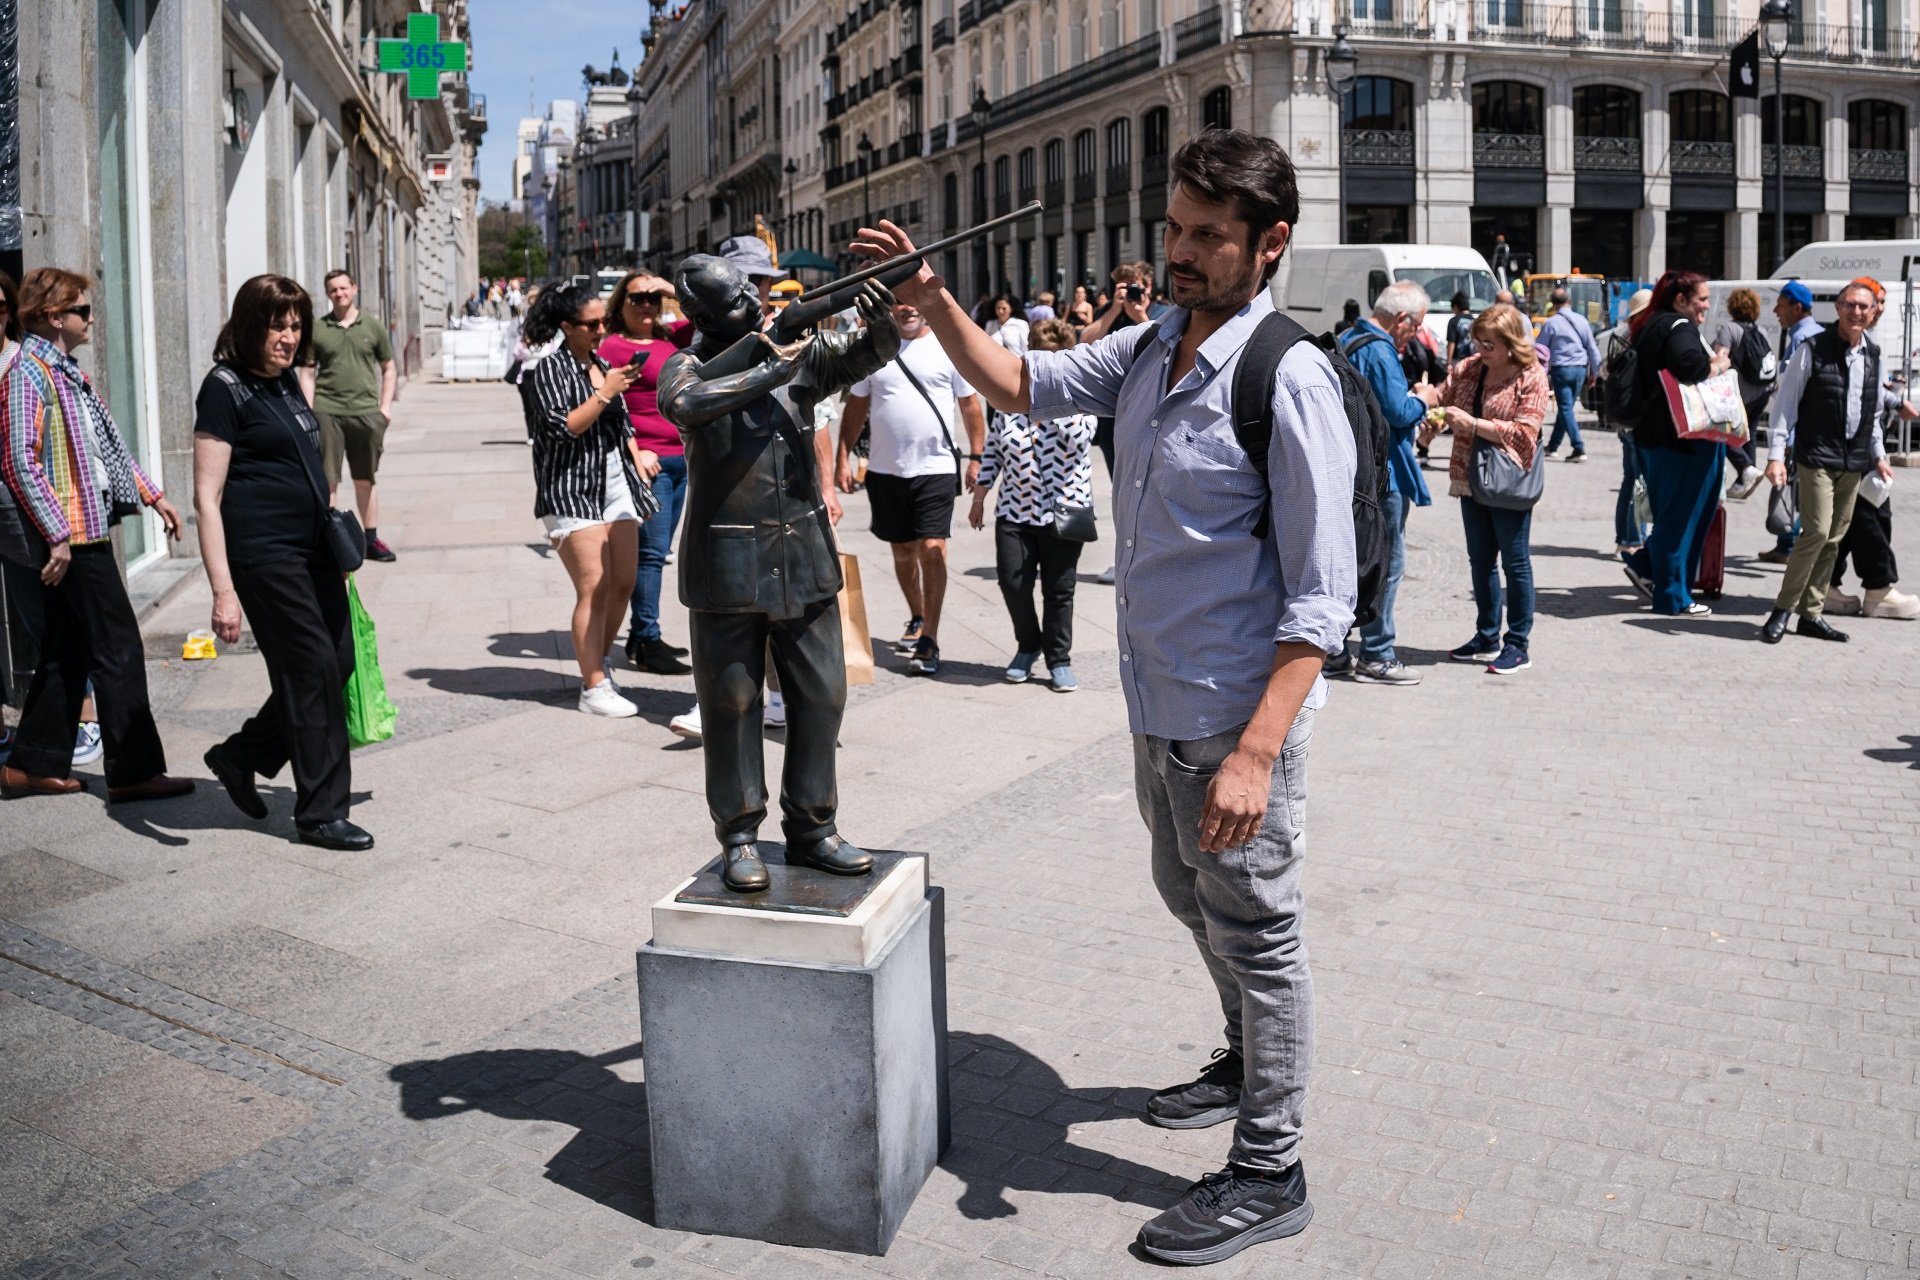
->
xmin=299 ymin=269 xmax=399 ymax=561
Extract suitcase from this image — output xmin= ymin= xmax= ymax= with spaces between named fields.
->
xmin=1693 ymin=502 xmax=1726 ymax=600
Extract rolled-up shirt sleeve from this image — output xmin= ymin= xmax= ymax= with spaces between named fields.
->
xmin=1026 ymin=326 xmax=1146 ymax=420
xmin=1768 ymin=345 xmax=1812 ymax=463
xmin=1268 ymin=355 xmax=1358 ymax=654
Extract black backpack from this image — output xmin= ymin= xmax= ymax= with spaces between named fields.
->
xmin=1602 ymin=329 xmax=1642 ymax=427
xmin=1132 ymin=313 xmax=1392 ymax=628
xmin=1732 ymin=321 xmax=1777 ymax=389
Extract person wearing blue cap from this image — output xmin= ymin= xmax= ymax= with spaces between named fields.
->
xmin=1756 ymin=281 xmax=1826 ymax=565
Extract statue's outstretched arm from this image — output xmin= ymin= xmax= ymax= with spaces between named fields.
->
xmin=659 ymin=339 xmax=811 ymax=432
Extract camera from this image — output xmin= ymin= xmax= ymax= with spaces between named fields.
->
xmin=1125 ymin=284 xmax=1146 ymax=302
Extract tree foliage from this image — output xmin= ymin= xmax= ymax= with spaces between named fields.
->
xmin=478 ymin=204 xmax=547 ymax=279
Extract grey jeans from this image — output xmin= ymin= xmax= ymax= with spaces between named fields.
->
xmin=1134 ymin=707 xmax=1315 ymax=1172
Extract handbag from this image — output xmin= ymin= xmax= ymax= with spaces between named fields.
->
xmin=344 ymin=578 xmax=397 ymax=748
xmin=836 ymin=551 xmax=875 ymax=686
xmin=1051 ymin=504 xmax=1098 ymax=542
xmin=1467 ymin=368 xmax=1546 ymax=511
xmin=892 ymin=355 xmax=966 ymax=496
xmin=1659 ymin=366 xmax=1750 ymax=447
xmin=1765 ymin=476 xmax=1799 ymax=538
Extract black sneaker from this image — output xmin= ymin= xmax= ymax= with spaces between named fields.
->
xmin=1137 ymin=1161 xmax=1313 ymax=1266
xmin=1321 ymin=648 xmax=1353 ymax=678
xmin=1448 ymin=640 xmax=1499 ymax=663
xmin=365 ymin=536 xmax=397 ymax=563
xmin=894 ymin=616 xmax=925 ymax=655
xmin=1145 ymin=1047 xmax=1242 ymax=1129
xmin=906 ymin=637 xmax=940 ymax=676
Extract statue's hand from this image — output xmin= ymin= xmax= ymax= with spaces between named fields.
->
xmin=758 ymin=332 xmax=814 ymax=382
xmin=857 ymin=283 xmax=901 ymax=363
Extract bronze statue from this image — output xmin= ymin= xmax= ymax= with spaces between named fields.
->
xmin=657 ymin=255 xmax=899 ymax=892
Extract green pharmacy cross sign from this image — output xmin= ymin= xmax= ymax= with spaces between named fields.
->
xmin=377 ymin=13 xmax=468 ymax=99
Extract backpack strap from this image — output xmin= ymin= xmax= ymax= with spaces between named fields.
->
xmin=1230 ymin=311 xmax=1313 ymax=540
xmin=210 ymin=364 xmax=254 ymax=405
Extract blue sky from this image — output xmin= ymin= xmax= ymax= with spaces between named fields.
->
xmin=468 ymin=0 xmax=651 ymax=204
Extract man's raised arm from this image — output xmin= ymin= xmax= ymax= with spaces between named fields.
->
xmin=849 ymin=220 xmax=1031 ymax=415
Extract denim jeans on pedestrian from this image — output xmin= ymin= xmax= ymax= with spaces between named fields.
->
xmin=1136 ymin=707 xmax=1316 ymax=1174
xmin=629 ymin=455 xmax=688 ymax=642
xmin=1357 ymin=489 xmax=1408 ymax=664
xmin=1546 ymin=366 xmax=1587 ymax=454
xmin=1624 ymin=439 xmax=1723 ymax=615
xmin=1459 ymin=496 xmax=1534 ymax=651
xmin=1614 ymin=431 xmax=1646 ymax=548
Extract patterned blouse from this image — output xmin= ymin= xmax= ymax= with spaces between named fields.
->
xmin=976 ymin=408 xmax=1097 ymax=526
xmin=1431 ymin=354 xmax=1549 ymax=499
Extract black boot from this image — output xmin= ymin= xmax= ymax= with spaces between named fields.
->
xmin=722 ymin=844 xmax=769 ymax=892
xmin=628 ymin=636 xmax=692 ymax=675
xmin=786 ymin=834 xmax=874 ymax=877
xmin=1760 ymin=609 xmax=1791 ymax=644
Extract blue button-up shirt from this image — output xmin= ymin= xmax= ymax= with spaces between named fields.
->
xmin=1339 ymin=318 xmax=1431 ymax=507
xmin=1540 ymin=307 xmax=1601 ymax=371
xmin=1783 ymin=314 xmax=1824 ymax=360
xmin=1027 ymin=292 xmax=1358 ymax=740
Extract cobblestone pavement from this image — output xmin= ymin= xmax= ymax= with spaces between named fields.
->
xmin=3 ymin=380 xmax=1918 ymax=1280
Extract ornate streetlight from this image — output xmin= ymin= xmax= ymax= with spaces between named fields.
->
xmin=1759 ymin=0 xmax=1793 ymax=272
xmin=970 ymin=87 xmax=992 ymax=296
xmin=1324 ymin=25 xmax=1359 ymax=245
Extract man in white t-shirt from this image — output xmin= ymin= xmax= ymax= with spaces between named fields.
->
xmin=835 ymin=300 xmax=985 ymax=676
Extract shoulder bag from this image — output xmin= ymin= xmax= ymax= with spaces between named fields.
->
xmin=1468 ymin=366 xmax=1547 ymax=511
xmin=892 ymin=354 xmax=966 ymax=496
xmin=215 ymin=367 xmax=365 ymax=573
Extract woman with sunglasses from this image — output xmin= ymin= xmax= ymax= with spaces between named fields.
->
xmin=598 ymin=271 xmax=692 ymax=675
xmin=522 ymin=281 xmax=659 ymax=718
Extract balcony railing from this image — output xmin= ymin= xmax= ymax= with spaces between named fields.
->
xmin=931 ymin=16 xmax=953 ymax=47
xmin=1044 ymin=178 xmax=1066 ymax=207
xmin=1670 ymin=139 xmax=1735 ymax=175
xmin=958 ymin=0 xmax=977 ymax=30
xmin=1573 ymin=134 xmax=1641 ymax=172
xmin=1105 ymin=162 xmax=1132 ymax=196
xmin=1850 ymin=147 xmax=1909 ymax=182
xmin=1142 ymin=150 xmax=1168 ymax=188
xmin=995 ymin=190 xmax=1012 ymax=215
xmin=1174 ymin=7 xmax=1222 ymax=58
xmin=956 ymin=35 xmax=1161 ymax=138
xmin=1343 ymin=128 xmax=1414 ymax=166
xmin=1073 ymin=171 xmax=1097 ymax=202
xmin=1762 ymin=143 xmax=1825 ymax=180
xmin=1472 ymin=131 xmax=1544 ymax=169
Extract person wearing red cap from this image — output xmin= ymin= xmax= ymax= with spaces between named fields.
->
xmin=1825 ymin=277 xmax=1920 ymax=621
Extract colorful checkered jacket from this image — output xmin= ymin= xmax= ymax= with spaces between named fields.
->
xmin=0 ymin=333 xmax=162 ymax=547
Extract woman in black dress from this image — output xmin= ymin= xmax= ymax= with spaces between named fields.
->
xmin=193 ymin=274 xmax=370 ymax=851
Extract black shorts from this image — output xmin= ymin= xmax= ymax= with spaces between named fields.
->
xmin=866 ymin=471 xmax=956 ymax=543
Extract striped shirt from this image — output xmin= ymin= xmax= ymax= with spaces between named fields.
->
xmin=521 ymin=345 xmax=658 ymax=522
xmin=1 ymin=334 xmax=162 ymax=546
xmin=977 ymin=409 xmax=1097 ymax=526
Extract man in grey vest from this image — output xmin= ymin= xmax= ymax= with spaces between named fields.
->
xmin=1760 ymin=279 xmax=1918 ymax=644
xmin=657 ymin=256 xmax=899 ymax=890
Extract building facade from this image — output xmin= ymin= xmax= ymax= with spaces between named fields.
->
xmin=5 ymin=0 xmax=482 ymax=581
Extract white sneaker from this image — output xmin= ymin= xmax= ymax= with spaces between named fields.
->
xmin=1728 ymin=467 xmax=1766 ymax=501
xmin=1824 ymin=586 xmax=1863 ymax=617
xmin=602 ymin=660 xmax=623 ymax=691
xmin=579 ymin=680 xmax=639 ymax=718
xmin=669 ymin=705 xmax=704 ymax=740
xmin=72 ymin=721 xmax=103 ymax=767
xmin=764 ymin=690 xmax=787 ymax=730
xmin=1097 ymin=565 xmax=1116 ymax=585
xmin=1864 ymin=586 xmax=1920 ymax=619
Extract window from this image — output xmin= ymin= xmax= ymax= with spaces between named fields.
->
xmin=990 ymin=37 xmax=1005 ymax=98
xmin=1201 ymin=86 xmax=1231 ymax=131
xmin=1138 ymin=0 xmax=1159 ymax=33
xmin=1073 ymin=128 xmax=1097 ymax=176
xmin=994 ymin=155 xmax=1011 ymax=212
xmin=1484 ymin=0 xmax=1521 ymax=26
xmin=1669 ymin=89 xmax=1730 ymax=142
xmin=1760 ymin=94 xmax=1822 ymax=147
xmin=1100 ymin=0 xmax=1120 ymax=49
xmin=1070 ymin=1 xmax=1088 ymax=63
xmin=1471 ymin=81 xmax=1543 ymax=134
xmin=1014 ymin=26 xmax=1030 ymax=88
xmin=1106 ymin=117 xmax=1131 ymax=167
xmin=1044 ymin=137 xmax=1066 ymax=184
xmin=1678 ymin=0 xmax=1715 ymax=39
xmin=1572 ymin=85 xmax=1640 ymax=137
xmin=1040 ymin=6 xmax=1057 ymax=77
xmin=1018 ymin=146 xmax=1037 ymax=197
xmin=1343 ymin=76 xmax=1413 ymax=131
xmin=1849 ymin=99 xmax=1906 ymax=151
xmin=1142 ymin=106 xmax=1169 ymax=157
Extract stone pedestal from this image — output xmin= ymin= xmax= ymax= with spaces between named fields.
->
xmin=636 ymin=847 xmax=949 ymax=1255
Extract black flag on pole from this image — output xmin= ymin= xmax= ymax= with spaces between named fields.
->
xmin=1731 ymin=31 xmax=1761 ymax=98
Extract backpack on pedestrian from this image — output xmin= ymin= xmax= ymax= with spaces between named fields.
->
xmin=1731 ymin=321 xmax=1777 ymax=389
xmin=1602 ymin=330 xmax=1642 ymax=427
xmin=1132 ymin=313 xmax=1392 ymax=627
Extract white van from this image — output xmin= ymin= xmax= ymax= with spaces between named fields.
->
xmin=1703 ymin=279 xmax=1918 ymax=383
xmin=1775 ymin=239 xmax=1919 ymax=285
xmin=1276 ymin=244 xmax=1502 ymax=349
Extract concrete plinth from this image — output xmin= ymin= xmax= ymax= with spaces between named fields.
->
xmin=636 ymin=848 xmax=949 ymax=1255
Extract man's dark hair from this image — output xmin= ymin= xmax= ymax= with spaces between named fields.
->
xmin=324 ymin=268 xmax=354 ymax=288
xmin=1451 ymin=291 xmax=1469 ymax=311
xmin=1168 ymin=129 xmax=1300 ymax=284
xmin=214 ymin=274 xmax=313 ymax=369
xmin=1550 ymin=287 xmax=1569 ymax=307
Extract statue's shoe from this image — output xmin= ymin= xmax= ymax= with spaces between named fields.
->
xmin=786 ymin=834 xmax=874 ymax=877
xmin=721 ymin=844 xmax=770 ymax=892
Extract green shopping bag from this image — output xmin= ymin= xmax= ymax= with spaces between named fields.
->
xmin=345 ymin=578 xmax=397 ymax=748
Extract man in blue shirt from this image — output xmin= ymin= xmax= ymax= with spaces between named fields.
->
xmin=1540 ymin=286 xmax=1601 ymax=461
xmin=852 ymin=129 xmax=1355 ymax=1267
xmin=1337 ymin=282 xmax=1436 ymax=685
xmin=1759 ymin=280 xmax=1826 ymax=564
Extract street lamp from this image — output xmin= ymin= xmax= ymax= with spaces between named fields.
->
xmin=1759 ymin=0 xmax=1793 ymax=272
xmin=1324 ymin=24 xmax=1359 ymax=246
xmin=784 ymin=158 xmax=800 ymax=249
xmin=971 ymin=86 xmax=992 ymax=297
xmin=857 ymin=132 xmax=875 ymax=228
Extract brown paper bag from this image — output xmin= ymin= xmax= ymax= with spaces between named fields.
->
xmin=838 ymin=553 xmax=875 ymax=686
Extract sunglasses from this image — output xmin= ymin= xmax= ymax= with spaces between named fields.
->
xmin=63 ymin=305 xmax=93 ymax=322
xmin=566 ymin=316 xmax=608 ymax=330
xmin=625 ymin=291 xmax=664 ymax=307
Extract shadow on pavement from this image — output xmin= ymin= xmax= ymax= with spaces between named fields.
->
xmin=866 ymin=643 xmax=1013 ymax=688
xmin=1864 ymin=735 xmax=1920 ymax=770
xmin=390 ymin=1044 xmax=655 ymax=1223
xmin=1623 ymin=616 xmax=1768 ymax=641
xmin=103 ymin=785 xmax=375 ymax=847
xmin=405 ymin=665 xmax=575 ymax=705
xmin=486 ymin=630 xmax=572 ymax=661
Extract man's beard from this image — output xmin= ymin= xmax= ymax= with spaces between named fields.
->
xmin=1168 ymin=257 xmax=1264 ymax=314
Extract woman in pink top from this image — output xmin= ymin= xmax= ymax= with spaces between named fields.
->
xmin=598 ymin=271 xmax=691 ymax=674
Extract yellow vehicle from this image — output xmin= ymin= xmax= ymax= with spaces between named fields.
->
xmin=1523 ymin=272 xmax=1610 ymax=331
xmin=769 ymin=279 xmax=805 ymax=310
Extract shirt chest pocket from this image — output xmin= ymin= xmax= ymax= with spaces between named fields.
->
xmin=1155 ymin=427 xmax=1264 ymax=520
